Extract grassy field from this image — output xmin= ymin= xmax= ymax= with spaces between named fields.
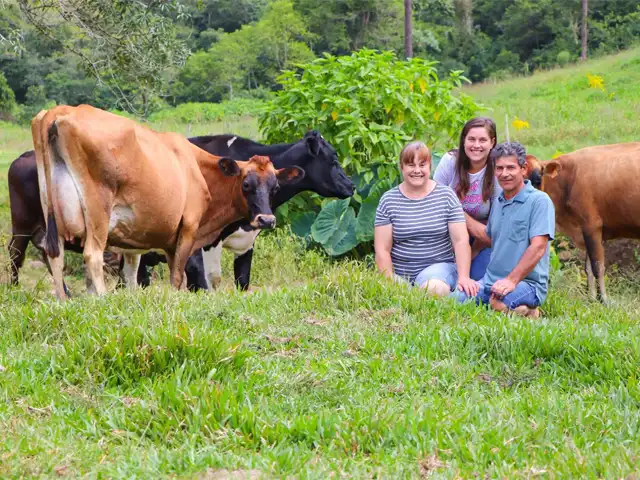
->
xmin=1 ymin=50 xmax=640 ymax=478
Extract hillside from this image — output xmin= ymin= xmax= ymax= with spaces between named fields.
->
xmin=467 ymin=47 xmax=640 ymax=160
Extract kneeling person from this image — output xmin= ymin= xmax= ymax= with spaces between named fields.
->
xmin=374 ymin=141 xmax=478 ymax=298
xmin=456 ymin=142 xmax=555 ymax=317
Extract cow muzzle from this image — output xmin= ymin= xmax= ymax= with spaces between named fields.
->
xmin=252 ymin=214 xmax=276 ymax=229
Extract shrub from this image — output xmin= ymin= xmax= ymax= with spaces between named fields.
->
xmin=148 ymin=98 xmax=266 ymax=124
xmin=556 ymin=50 xmax=571 ymax=66
xmin=259 ymin=49 xmax=479 ymax=256
xmin=0 ymin=72 xmax=17 ymax=120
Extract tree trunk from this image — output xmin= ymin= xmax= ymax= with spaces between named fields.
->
xmin=581 ymin=0 xmax=588 ymax=61
xmin=404 ymin=0 xmax=413 ymax=58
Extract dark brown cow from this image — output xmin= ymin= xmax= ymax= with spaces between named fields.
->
xmin=527 ymin=143 xmax=640 ymax=303
xmin=32 ymin=104 xmax=302 ymax=300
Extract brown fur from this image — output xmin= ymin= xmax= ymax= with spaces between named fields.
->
xmin=527 ymin=143 xmax=640 ymax=302
xmin=32 ymin=104 xmax=280 ymax=300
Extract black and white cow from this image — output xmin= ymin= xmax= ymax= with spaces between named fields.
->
xmin=137 ymin=130 xmax=354 ymax=290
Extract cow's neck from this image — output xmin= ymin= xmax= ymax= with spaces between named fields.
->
xmin=270 ymin=149 xmax=313 ymax=208
xmin=193 ymin=152 xmax=246 ymax=250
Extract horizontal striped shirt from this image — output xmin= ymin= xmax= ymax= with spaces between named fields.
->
xmin=375 ymin=184 xmax=465 ymax=282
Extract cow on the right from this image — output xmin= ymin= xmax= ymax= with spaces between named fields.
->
xmin=527 ymin=143 xmax=640 ymax=303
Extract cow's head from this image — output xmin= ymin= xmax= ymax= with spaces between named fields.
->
xmin=524 ymin=154 xmax=544 ymax=189
xmin=293 ymin=130 xmax=354 ymax=199
xmin=219 ymin=155 xmax=304 ymax=229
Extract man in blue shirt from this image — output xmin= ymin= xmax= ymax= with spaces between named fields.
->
xmin=455 ymin=141 xmax=555 ymax=318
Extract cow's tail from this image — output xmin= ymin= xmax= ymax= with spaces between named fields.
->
xmin=44 ymin=121 xmax=61 ymax=258
xmin=32 ymin=110 xmax=60 ymax=258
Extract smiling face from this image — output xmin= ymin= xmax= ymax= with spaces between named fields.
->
xmin=495 ymin=155 xmax=527 ymax=195
xmin=399 ymin=142 xmax=431 ymax=189
xmin=463 ymin=126 xmax=496 ymax=170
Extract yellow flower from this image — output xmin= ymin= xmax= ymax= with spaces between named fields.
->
xmin=409 ymin=83 xmax=414 ymax=92
xmin=418 ymin=78 xmax=427 ymax=93
xmin=433 ymin=111 xmax=441 ymax=121
xmin=512 ymin=117 xmax=530 ymax=130
xmin=587 ymin=73 xmax=605 ymax=90
xmin=331 ymin=111 xmax=338 ymax=121
xmin=552 ymin=150 xmax=564 ymax=159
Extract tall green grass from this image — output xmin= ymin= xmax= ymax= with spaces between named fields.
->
xmin=1 ymin=49 xmax=640 ymax=477
xmin=468 ymin=47 xmax=640 ymax=159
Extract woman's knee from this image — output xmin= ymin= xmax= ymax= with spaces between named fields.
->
xmin=420 ymin=279 xmax=451 ymax=297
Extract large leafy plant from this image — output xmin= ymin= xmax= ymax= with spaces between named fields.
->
xmin=259 ymin=49 xmax=479 ymax=256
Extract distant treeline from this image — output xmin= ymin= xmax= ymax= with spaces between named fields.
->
xmin=1 ymin=0 xmax=639 ymax=117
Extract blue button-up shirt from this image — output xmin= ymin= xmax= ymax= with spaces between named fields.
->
xmin=484 ymin=180 xmax=556 ymax=303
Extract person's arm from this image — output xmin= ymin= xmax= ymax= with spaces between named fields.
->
xmin=465 ymin=212 xmax=491 ymax=246
xmin=490 ymin=236 xmax=548 ymax=296
xmin=374 ymin=224 xmax=394 ymax=279
xmin=449 ymin=221 xmax=479 ymax=296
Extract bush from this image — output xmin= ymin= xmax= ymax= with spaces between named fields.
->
xmin=259 ymin=49 xmax=479 ymax=256
xmin=556 ymin=50 xmax=571 ymax=66
xmin=16 ymin=85 xmax=56 ymax=125
xmin=147 ymin=98 xmax=266 ymax=123
xmin=0 ymin=72 xmax=17 ymax=120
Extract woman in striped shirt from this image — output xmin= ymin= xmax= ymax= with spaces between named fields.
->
xmin=374 ymin=141 xmax=479 ymax=297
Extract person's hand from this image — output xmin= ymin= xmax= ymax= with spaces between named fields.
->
xmin=457 ymin=276 xmax=480 ymax=297
xmin=491 ymin=278 xmax=516 ymax=299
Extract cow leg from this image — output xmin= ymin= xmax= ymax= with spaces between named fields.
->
xmin=169 ymin=222 xmax=199 ymax=290
xmin=136 ymin=256 xmax=152 ymax=288
xmin=83 ymin=238 xmax=107 ymax=296
xmin=121 ymin=253 xmax=141 ymax=289
xmin=48 ymin=237 xmax=67 ymax=300
xmin=234 ymin=248 xmax=254 ymax=291
xmin=584 ymin=253 xmax=597 ymax=299
xmin=8 ymin=234 xmax=29 ymax=285
xmin=583 ymin=228 xmax=607 ymax=304
xmin=185 ymin=249 xmax=209 ymax=292
xmin=203 ymin=243 xmax=223 ymax=289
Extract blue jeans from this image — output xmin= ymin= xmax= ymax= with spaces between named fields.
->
xmin=396 ymin=262 xmax=458 ymax=291
xmin=470 ymin=247 xmax=491 ymax=281
xmin=470 ymin=237 xmax=491 ymax=281
xmin=452 ymin=280 xmax=540 ymax=309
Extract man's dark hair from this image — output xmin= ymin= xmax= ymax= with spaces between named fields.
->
xmin=490 ymin=141 xmax=527 ymax=167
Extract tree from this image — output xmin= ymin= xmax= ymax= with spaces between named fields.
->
xmin=14 ymin=0 xmax=190 ymax=115
xmin=581 ymin=0 xmax=588 ymax=60
xmin=0 ymin=71 xmax=17 ymax=118
xmin=404 ymin=0 xmax=413 ymax=58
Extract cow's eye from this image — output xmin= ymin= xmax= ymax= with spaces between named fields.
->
xmin=242 ymin=180 xmax=251 ymax=191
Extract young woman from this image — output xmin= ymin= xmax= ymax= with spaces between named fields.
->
xmin=433 ymin=117 xmax=500 ymax=281
xmin=374 ymin=141 xmax=478 ymax=298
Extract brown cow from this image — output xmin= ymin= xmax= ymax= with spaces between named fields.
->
xmin=527 ymin=143 xmax=640 ymax=303
xmin=32 ymin=104 xmax=303 ymax=300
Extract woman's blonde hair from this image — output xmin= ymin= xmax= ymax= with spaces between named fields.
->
xmin=399 ymin=141 xmax=431 ymax=168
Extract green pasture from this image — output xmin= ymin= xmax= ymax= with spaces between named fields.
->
xmin=1 ymin=49 xmax=640 ymax=478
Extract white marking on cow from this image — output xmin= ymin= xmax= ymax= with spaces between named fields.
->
xmin=108 ymin=205 xmax=135 ymax=235
xmin=227 ymin=136 xmax=238 ymax=148
xmin=203 ymin=228 xmax=260 ymax=288
xmin=53 ymin=162 xmax=85 ymax=239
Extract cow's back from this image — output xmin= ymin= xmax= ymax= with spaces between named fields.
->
xmin=50 ymin=105 xmax=209 ymax=249
xmin=544 ymin=142 xmax=640 ymax=240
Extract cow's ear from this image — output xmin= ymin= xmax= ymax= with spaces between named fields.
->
xmin=544 ymin=161 xmax=561 ymax=179
xmin=276 ymin=166 xmax=305 ymax=185
xmin=218 ymin=157 xmax=241 ymax=177
xmin=306 ymin=135 xmax=320 ymax=156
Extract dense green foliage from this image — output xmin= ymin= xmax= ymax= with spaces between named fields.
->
xmin=2 ymin=0 xmax=638 ymax=114
xmin=260 ymin=49 xmax=478 ymax=255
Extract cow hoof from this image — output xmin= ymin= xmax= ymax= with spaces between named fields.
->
xmin=210 ymin=277 xmax=222 ymax=289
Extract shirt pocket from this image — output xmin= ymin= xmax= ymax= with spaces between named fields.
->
xmin=508 ymin=219 xmax=528 ymax=242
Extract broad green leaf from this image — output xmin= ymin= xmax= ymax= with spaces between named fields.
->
xmin=325 ymin=207 xmax=358 ymax=256
xmin=311 ymin=198 xmax=350 ymax=245
xmin=290 ymin=212 xmax=317 ymax=239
